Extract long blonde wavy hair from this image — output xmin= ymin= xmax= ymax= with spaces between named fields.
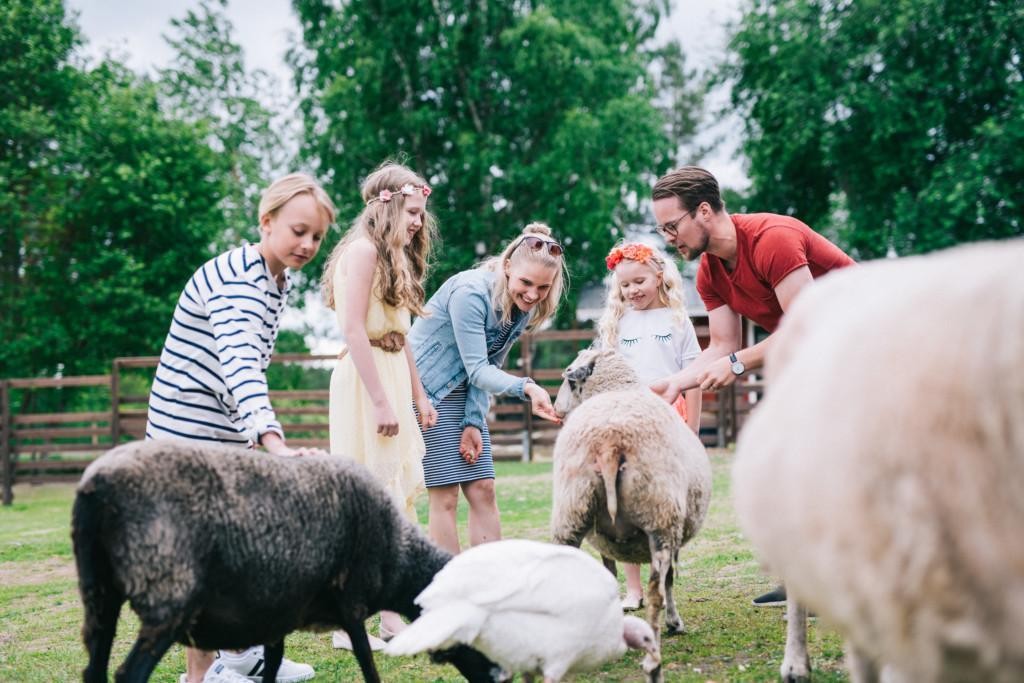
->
xmin=597 ymin=243 xmax=688 ymax=349
xmin=320 ymin=162 xmax=436 ymax=317
xmin=479 ymin=222 xmax=567 ymax=330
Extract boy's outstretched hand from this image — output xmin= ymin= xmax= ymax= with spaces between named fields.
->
xmin=260 ymin=432 xmax=328 ymax=457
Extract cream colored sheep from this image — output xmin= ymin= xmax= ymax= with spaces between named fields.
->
xmin=550 ymin=348 xmax=711 ymax=682
xmin=733 ymin=239 xmax=1024 ymax=682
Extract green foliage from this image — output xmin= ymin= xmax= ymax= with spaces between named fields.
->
xmin=0 ymin=0 xmax=243 ymax=379
xmin=725 ymin=0 xmax=1024 ymax=257
xmin=290 ymin=0 xmax=701 ymax=320
xmin=2 ymin=61 xmax=228 ymax=378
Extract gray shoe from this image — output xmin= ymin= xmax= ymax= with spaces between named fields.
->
xmin=752 ymin=585 xmax=786 ymax=607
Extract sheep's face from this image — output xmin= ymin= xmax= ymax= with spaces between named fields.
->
xmin=554 ymin=347 xmax=642 ymax=417
xmin=553 ymin=348 xmax=600 ymax=416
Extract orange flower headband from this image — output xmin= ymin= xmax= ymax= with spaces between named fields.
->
xmin=605 ymin=243 xmax=655 ymax=271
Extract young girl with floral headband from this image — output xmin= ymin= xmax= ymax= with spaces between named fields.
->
xmin=321 ymin=161 xmax=439 ymax=650
xmin=597 ymin=241 xmax=702 ymax=610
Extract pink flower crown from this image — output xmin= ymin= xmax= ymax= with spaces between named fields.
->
xmin=605 ymin=243 xmax=654 ymax=271
xmin=367 ymin=183 xmax=432 ymax=205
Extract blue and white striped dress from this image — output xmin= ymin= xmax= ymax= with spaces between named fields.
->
xmin=421 ymin=315 xmax=521 ymax=487
xmin=145 ymin=244 xmax=288 ymax=446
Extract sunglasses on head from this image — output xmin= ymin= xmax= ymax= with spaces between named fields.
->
xmin=516 ymin=235 xmax=564 ymax=257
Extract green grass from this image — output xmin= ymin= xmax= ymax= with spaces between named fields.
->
xmin=0 ymin=452 xmax=847 ymax=682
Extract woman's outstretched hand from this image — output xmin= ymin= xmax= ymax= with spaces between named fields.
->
xmin=525 ymin=381 xmax=562 ymax=423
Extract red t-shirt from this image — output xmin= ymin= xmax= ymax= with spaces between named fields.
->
xmin=697 ymin=213 xmax=854 ymax=332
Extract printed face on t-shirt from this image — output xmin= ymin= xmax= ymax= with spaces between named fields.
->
xmin=615 ymin=260 xmax=664 ymax=311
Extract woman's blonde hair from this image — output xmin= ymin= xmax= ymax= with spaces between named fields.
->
xmin=259 ymin=173 xmax=337 ymax=226
xmin=320 ymin=162 xmax=436 ymax=316
xmin=479 ymin=222 xmax=566 ymax=330
xmin=597 ymin=242 xmax=688 ymax=349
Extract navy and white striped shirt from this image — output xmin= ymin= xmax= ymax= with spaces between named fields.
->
xmin=145 ymin=244 xmax=289 ymax=446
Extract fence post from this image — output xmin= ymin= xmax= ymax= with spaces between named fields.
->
xmin=520 ymin=332 xmax=533 ymax=462
xmin=110 ymin=359 xmax=121 ymax=446
xmin=2 ymin=380 xmax=12 ymax=506
xmin=723 ymin=383 xmax=738 ymax=446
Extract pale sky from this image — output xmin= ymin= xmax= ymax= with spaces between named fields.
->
xmin=67 ymin=0 xmax=747 ymax=350
xmin=68 ymin=0 xmax=747 ymax=189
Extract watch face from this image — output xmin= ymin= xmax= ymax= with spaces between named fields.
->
xmin=731 ymin=361 xmax=745 ymax=375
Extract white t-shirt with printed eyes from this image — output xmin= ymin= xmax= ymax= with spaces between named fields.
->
xmin=616 ymin=307 xmax=702 ymax=384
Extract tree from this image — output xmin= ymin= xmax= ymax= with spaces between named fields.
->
xmin=0 ymin=0 xmax=229 ymax=378
xmin=159 ymin=0 xmax=287 ymax=247
xmin=0 ymin=0 xmax=79 ymax=376
xmin=290 ymin=0 xmax=700 ymax=318
xmin=725 ymin=0 xmax=1024 ymax=258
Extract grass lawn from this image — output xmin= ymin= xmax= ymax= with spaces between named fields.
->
xmin=0 ymin=450 xmax=847 ymax=682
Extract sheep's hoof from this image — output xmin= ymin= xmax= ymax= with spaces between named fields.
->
xmin=780 ymin=657 xmax=810 ymax=682
xmin=663 ymin=618 xmax=686 ymax=635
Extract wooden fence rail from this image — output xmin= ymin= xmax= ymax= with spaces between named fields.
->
xmin=0 ymin=330 xmax=762 ymax=504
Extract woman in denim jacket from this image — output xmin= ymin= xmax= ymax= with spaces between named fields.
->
xmin=409 ymin=223 xmax=565 ymax=554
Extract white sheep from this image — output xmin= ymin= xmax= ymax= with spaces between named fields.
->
xmin=550 ymin=348 xmax=712 ymax=681
xmin=72 ymin=439 xmax=500 ymax=683
xmin=733 ymin=239 xmax=1024 ymax=682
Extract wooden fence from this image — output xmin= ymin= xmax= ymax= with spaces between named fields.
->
xmin=1 ymin=329 xmax=763 ymax=505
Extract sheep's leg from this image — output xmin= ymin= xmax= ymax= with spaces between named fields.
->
xmin=550 ymin=517 xmax=588 ymax=549
xmin=601 ymin=555 xmax=617 ymax=577
xmin=261 ymin=639 xmax=285 ymax=683
xmin=845 ymin=640 xmax=880 ymax=683
xmin=81 ymin=587 xmax=123 ymax=683
xmin=114 ymin=622 xmax=177 ymax=683
xmin=342 ymin=619 xmax=382 ymax=683
xmin=780 ymin=595 xmax=810 ymax=682
xmin=642 ymin=535 xmax=670 ymax=683
xmin=646 ymin=534 xmax=673 ymax=634
xmin=662 ymin=558 xmax=684 ymax=634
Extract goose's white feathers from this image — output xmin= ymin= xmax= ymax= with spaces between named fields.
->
xmin=386 ymin=540 xmax=630 ymax=680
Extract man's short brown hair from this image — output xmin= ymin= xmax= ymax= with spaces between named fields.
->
xmin=652 ymin=166 xmax=724 ymax=213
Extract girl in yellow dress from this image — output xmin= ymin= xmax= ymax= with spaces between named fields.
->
xmin=321 ymin=162 xmax=438 ymax=649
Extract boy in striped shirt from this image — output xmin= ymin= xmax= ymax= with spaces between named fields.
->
xmin=145 ymin=173 xmax=336 ymax=683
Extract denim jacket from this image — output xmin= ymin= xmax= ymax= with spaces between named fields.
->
xmin=410 ymin=268 xmax=532 ymax=430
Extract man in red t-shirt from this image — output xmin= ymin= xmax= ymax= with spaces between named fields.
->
xmin=650 ymin=165 xmax=854 ymax=400
xmin=648 ymin=166 xmax=854 ymax=607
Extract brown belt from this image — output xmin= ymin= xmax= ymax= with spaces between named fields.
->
xmin=337 ymin=331 xmax=406 ymax=360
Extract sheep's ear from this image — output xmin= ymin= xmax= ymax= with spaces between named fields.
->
xmin=566 ymin=359 xmax=595 ymax=384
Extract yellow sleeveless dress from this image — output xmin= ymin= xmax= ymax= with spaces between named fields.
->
xmin=329 ymin=264 xmax=425 ymax=523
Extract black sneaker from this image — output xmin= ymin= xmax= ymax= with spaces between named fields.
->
xmin=752 ymin=585 xmax=787 ymax=607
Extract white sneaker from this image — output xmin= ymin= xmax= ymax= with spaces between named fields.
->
xmin=178 ymin=661 xmax=251 ymax=683
xmin=216 ymin=646 xmax=315 ymax=682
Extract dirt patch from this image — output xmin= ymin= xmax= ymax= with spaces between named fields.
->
xmin=0 ymin=555 xmax=77 ymax=586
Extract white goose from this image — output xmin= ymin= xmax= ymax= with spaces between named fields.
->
xmin=385 ymin=539 xmax=660 ymax=682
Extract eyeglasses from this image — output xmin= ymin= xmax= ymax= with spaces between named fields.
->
xmin=655 ymin=208 xmax=694 ymax=239
xmin=515 ymin=235 xmax=564 ymax=257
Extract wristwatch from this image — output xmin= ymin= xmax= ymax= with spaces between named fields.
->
xmin=729 ymin=352 xmax=745 ymax=376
